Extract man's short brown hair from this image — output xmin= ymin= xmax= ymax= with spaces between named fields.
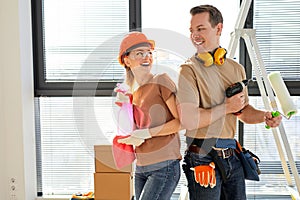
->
xmin=190 ymin=5 xmax=223 ymax=28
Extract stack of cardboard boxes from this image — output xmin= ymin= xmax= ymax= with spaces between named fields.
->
xmin=94 ymin=145 xmax=134 ymax=200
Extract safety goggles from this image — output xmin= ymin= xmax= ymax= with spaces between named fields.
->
xmin=128 ymin=50 xmax=153 ymax=60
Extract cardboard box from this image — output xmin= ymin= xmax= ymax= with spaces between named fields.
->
xmin=94 ymin=173 xmax=133 ymax=200
xmin=94 ymin=145 xmax=133 ymax=173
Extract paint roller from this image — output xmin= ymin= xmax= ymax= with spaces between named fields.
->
xmin=267 ymin=71 xmax=297 ymax=119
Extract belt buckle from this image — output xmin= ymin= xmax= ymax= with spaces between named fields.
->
xmin=221 ymin=148 xmax=230 ymax=159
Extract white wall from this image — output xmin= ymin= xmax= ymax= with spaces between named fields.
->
xmin=0 ymin=0 xmax=36 ymax=199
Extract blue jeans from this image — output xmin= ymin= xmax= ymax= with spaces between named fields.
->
xmin=134 ymin=159 xmax=180 ymax=200
xmin=183 ymin=150 xmax=246 ymax=200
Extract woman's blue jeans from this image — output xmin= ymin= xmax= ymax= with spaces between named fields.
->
xmin=183 ymin=150 xmax=246 ymax=200
xmin=134 ymin=159 xmax=180 ymax=200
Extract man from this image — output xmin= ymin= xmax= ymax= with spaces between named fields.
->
xmin=176 ymin=5 xmax=282 ymax=200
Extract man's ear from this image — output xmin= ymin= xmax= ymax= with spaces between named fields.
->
xmin=216 ymin=23 xmax=223 ymax=36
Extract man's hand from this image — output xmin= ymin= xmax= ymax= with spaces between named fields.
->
xmin=190 ymin=162 xmax=216 ymax=188
xmin=225 ymin=91 xmax=246 ymax=114
xmin=131 ymin=129 xmax=152 ymax=139
xmin=117 ymin=135 xmax=145 ymax=146
xmin=265 ymin=111 xmax=282 ymax=128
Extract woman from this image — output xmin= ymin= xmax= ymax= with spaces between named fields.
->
xmin=117 ymin=32 xmax=182 ymax=200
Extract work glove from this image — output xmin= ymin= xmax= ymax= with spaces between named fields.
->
xmin=115 ymin=92 xmax=131 ymax=107
xmin=190 ymin=162 xmax=216 ymax=188
xmin=114 ymin=82 xmax=130 ymax=94
xmin=130 ymin=129 xmax=152 ymax=139
xmin=117 ymin=135 xmax=145 ymax=147
xmin=71 ymin=191 xmax=94 ymax=199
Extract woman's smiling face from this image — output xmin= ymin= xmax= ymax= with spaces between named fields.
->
xmin=123 ymin=46 xmax=153 ymax=71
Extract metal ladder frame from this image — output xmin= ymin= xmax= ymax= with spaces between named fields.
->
xmin=228 ymin=0 xmax=300 ymax=198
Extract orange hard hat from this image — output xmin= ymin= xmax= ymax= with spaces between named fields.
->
xmin=118 ymin=32 xmax=155 ymax=66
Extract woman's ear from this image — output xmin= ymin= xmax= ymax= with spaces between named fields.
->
xmin=123 ymin=57 xmax=131 ymax=67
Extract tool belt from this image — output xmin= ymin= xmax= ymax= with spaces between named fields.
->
xmin=187 ymin=138 xmax=235 ymax=181
xmin=188 ymin=145 xmax=234 ymax=159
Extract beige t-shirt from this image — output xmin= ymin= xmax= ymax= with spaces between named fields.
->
xmin=133 ymin=73 xmax=181 ymax=166
xmin=177 ymin=55 xmax=248 ymax=139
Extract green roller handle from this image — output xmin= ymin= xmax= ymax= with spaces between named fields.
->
xmin=265 ymin=111 xmax=280 ymax=129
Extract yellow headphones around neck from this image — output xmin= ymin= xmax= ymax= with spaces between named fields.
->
xmin=197 ymin=47 xmax=227 ymax=67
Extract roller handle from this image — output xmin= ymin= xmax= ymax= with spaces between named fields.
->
xmin=265 ymin=111 xmax=280 ymax=129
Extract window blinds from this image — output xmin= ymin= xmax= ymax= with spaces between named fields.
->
xmin=254 ymin=0 xmax=300 ymax=80
xmin=36 ymin=97 xmax=117 ymax=194
xmin=244 ymin=96 xmax=300 ymax=197
xmin=36 ymin=96 xmax=300 ymax=196
xmin=43 ymin=0 xmax=128 ymax=82
xmin=35 ymin=0 xmax=300 ymax=197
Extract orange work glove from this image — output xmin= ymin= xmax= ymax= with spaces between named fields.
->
xmin=190 ymin=162 xmax=216 ymax=188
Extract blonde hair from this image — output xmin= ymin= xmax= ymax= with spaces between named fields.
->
xmin=125 ymin=66 xmax=135 ymax=90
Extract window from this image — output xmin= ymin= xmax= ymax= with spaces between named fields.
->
xmin=32 ymin=0 xmax=131 ymax=195
xmin=253 ymin=0 xmax=300 ymax=94
xmin=32 ymin=0 xmax=130 ymax=96
xmin=142 ymin=0 xmax=239 ymax=51
xmin=36 ymin=97 xmax=117 ymax=194
xmin=43 ymin=1 xmax=128 ymax=82
xmin=245 ymin=0 xmax=300 ymax=197
xmin=245 ymin=97 xmax=300 ymax=198
xmin=32 ymin=0 xmax=300 ymax=198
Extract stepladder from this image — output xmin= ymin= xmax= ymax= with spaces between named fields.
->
xmin=227 ymin=0 xmax=300 ymax=198
xmin=228 ymin=28 xmax=300 ymax=199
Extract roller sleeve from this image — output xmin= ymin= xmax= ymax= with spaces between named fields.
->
xmin=267 ymin=72 xmax=297 ymax=117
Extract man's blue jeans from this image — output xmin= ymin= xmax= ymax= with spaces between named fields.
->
xmin=134 ymin=159 xmax=180 ymax=200
xmin=183 ymin=150 xmax=246 ymax=200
